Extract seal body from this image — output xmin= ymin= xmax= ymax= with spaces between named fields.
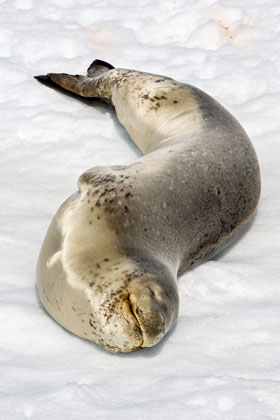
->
xmin=35 ymin=60 xmax=261 ymax=353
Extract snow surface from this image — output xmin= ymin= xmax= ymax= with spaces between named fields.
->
xmin=1 ymin=0 xmax=280 ymax=419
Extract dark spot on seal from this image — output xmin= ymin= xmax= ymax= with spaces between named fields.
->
xmin=135 ymin=307 xmax=143 ymax=315
xmin=173 ymin=100 xmax=178 ymax=104
xmin=100 ymin=189 xmax=108 ymax=198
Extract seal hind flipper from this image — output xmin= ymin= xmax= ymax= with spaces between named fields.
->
xmin=34 ymin=74 xmax=85 ymax=98
xmin=46 ymin=73 xmax=90 ymax=97
xmin=34 ymin=73 xmax=88 ymax=96
xmin=87 ymin=59 xmax=114 ymax=77
xmin=34 ymin=68 xmax=113 ymax=102
xmin=34 ymin=59 xmax=115 ymax=97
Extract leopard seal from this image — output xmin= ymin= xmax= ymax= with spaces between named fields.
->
xmin=35 ymin=59 xmax=261 ymax=353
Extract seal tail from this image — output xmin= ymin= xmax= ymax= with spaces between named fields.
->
xmin=34 ymin=59 xmax=115 ymax=98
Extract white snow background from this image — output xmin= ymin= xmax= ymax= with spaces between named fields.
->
xmin=0 ymin=0 xmax=280 ymax=419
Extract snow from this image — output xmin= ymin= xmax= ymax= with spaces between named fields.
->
xmin=1 ymin=0 xmax=280 ymax=418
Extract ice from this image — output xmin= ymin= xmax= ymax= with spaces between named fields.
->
xmin=1 ymin=0 xmax=280 ymax=418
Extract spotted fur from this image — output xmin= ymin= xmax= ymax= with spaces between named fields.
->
xmin=36 ymin=60 xmax=260 ymax=353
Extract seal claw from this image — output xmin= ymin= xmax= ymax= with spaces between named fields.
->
xmin=34 ymin=74 xmax=50 ymax=81
xmin=34 ymin=74 xmax=58 ymax=88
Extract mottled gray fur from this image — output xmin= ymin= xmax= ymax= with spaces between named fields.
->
xmin=35 ymin=61 xmax=260 ymax=353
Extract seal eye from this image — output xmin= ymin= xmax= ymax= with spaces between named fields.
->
xmin=148 ymin=287 xmax=155 ymax=297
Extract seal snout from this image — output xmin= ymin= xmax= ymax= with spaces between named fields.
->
xmin=127 ymin=281 xmax=177 ymax=348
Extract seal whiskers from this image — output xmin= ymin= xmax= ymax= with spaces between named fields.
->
xmin=35 ymin=59 xmax=260 ymax=353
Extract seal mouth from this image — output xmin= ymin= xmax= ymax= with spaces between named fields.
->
xmin=121 ymin=294 xmax=144 ymax=351
xmin=127 ymin=293 xmax=141 ymax=327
